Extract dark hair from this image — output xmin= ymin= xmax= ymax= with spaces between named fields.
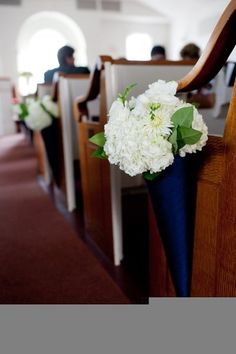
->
xmin=151 ymin=45 xmax=166 ymax=58
xmin=180 ymin=43 xmax=200 ymax=60
xmin=57 ymin=45 xmax=75 ymax=66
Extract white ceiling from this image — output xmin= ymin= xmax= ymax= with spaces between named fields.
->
xmin=136 ymin=0 xmax=230 ymax=20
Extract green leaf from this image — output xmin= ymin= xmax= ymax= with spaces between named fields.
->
xmin=168 ymin=128 xmax=178 ymax=154
xmin=92 ymin=146 xmax=108 ymax=159
xmin=118 ymin=83 xmax=137 ymax=105
xmin=89 ymin=132 xmax=106 ymax=147
xmin=143 ymin=171 xmax=160 ymax=181
xmin=176 ymin=128 xmax=186 ymax=150
xmin=171 ymin=106 xmax=194 ymax=128
xmin=19 ymin=103 xmax=29 ymax=120
xmin=178 ymin=126 xmax=202 ymax=145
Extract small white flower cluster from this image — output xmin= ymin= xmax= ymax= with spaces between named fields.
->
xmin=25 ymin=96 xmax=59 ymax=131
xmin=103 ymin=80 xmax=208 ymax=177
xmin=42 ymin=95 xmax=59 ymax=118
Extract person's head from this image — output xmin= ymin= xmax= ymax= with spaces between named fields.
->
xmin=180 ymin=43 xmax=200 ymax=60
xmin=151 ymin=45 xmax=166 ymax=60
xmin=57 ymin=45 xmax=75 ymax=67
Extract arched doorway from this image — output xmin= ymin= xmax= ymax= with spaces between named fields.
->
xmin=17 ymin=12 xmax=88 ymax=95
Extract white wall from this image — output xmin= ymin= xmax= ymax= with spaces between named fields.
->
xmin=159 ymin=0 xmax=232 ymax=60
xmin=0 ymin=0 xmax=170 ymax=86
xmin=99 ymin=19 xmax=169 ymax=59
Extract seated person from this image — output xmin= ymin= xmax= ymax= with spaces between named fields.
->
xmin=180 ymin=43 xmax=215 ymax=108
xmin=150 ymin=45 xmax=166 ymax=60
xmin=44 ymin=45 xmax=90 ymax=84
xmin=180 ymin=42 xmax=200 ymax=60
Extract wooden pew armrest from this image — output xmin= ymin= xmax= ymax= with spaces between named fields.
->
xmin=74 ymin=95 xmax=89 ymax=122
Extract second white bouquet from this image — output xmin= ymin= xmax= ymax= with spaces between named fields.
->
xmin=24 ymin=95 xmax=59 ymax=131
xmin=90 ymin=80 xmax=208 ymax=180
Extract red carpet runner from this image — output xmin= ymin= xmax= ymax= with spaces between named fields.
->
xmin=0 ymin=134 xmax=129 ymax=304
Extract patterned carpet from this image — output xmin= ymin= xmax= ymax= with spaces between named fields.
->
xmin=0 ymin=134 xmax=130 ymax=304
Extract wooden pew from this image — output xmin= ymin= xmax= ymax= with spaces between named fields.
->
xmin=57 ymin=73 xmax=99 ymax=211
xmin=150 ymin=0 xmax=236 ymax=297
xmin=74 ymin=57 xmax=195 ymax=264
xmin=34 ymin=76 xmax=97 ymax=197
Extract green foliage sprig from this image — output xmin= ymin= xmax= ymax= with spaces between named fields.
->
xmin=168 ymin=106 xmax=202 ymax=154
xmin=118 ymin=83 xmax=137 ymax=106
xmin=18 ymin=103 xmax=29 ymax=121
xmin=89 ymin=132 xmax=107 ymax=159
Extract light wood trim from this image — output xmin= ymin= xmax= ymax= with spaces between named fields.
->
xmin=99 ymin=55 xmax=197 ymax=66
xmin=58 ymin=73 xmax=90 ymax=79
xmin=74 ymin=65 xmax=102 ymax=122
xmin=74 ymin=59 xmax=104 ymax=117
xmin=178 ymin=0 xmax=236 ymax=92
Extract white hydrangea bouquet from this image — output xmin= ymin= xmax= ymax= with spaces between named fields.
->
xmin=15 ymin=96 xmax=59 ymax=131
xmin=90 ymin=80 xmax=208 ymax=180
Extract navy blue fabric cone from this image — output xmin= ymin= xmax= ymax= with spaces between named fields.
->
xmin=146 ymin=155 xmax=199 ymax=297
xmin=41 ymin=119 xmax=61 ymax=186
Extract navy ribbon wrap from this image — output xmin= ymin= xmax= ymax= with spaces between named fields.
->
xmin=146 ymin=155 xmax=199 ymax=297
xmin=41 ymin=119 xmax=61 ymax=186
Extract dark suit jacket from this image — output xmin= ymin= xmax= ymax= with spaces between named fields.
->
xmin=44 ymin=65 xmax=90 ymax=84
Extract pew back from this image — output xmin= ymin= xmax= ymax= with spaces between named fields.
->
xmin=58 ymin=74 xmax=99 ymax=211
xmin=37 ymin=83 xmax=53 ymax=99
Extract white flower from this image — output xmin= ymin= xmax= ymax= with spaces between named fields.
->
xmin=132 ymin=99 xmax=149 ymax=118
xmin=128 ymin=96 xmax=136 ymax=111
xmin=109 ymin=100 xmax=130 ymax=121
xmin=149 ymin=80 xmax=178 ymax=96
xmin=145 ymin=104 xmax=174 ymax=136
xmin=145 ymin=80 xmax=179 ymax=105
xmin=25 ymin=101 xmax=52 ymax=131
xmin=102 ymin=80 xmax=208 ymax=177
xmin=42 ymin=95 xmax=59 ymax=118
xmin=104 ymin=99 xmax=174 ymax=176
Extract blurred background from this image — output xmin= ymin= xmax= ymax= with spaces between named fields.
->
xmin=0 ymin=0 xmax=234 ymax=95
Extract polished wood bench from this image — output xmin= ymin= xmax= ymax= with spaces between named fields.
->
xmin=150 ymin=0 xmax=236 ymax=296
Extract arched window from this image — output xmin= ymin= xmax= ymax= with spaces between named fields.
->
xmin=18 ymin=29 xmax=66 ymax=95
xmin=126 ymin=33 xmax=153 ymax=60
xmin=17 ymin=12 xmax=88 ymax=95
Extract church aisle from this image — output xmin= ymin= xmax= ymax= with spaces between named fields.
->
xmin=0 ymin=134 xmax=129 ymax=304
